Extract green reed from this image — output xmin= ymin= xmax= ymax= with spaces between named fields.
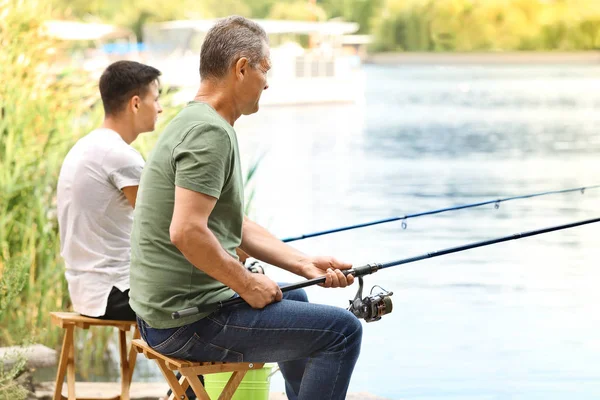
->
xmin=0 ymin=0 xmax=101 ymax=349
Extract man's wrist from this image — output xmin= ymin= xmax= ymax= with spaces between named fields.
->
xmin=294 ymin=255 xmax=313 ymax=278
xmin=228 ymin=264 xmax=254 ymax=295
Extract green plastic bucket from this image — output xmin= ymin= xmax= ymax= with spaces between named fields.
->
xmin=205 ymin=363 xmax=274 ymax=400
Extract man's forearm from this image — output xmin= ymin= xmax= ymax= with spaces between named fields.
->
xmin=239 ymin=217 xmax=310 ymax=277
xmin=171 ymin=221 xmax=252 ymax=293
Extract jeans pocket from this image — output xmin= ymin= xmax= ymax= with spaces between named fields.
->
xmin=170 ymin=333 xmax=244 ymax=363
xmin=144 ymin=324 xmax=187 ymax=354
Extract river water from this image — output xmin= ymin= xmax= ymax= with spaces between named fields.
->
xmin=231 ymin=63 xmax=600 ymax=399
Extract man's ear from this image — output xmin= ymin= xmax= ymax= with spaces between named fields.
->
xmin=235 ymin=57 xmax=249 ymax=80
xmin=130 ymin=95 xmax=141 ymax=114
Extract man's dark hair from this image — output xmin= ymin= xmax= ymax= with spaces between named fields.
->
xmin=200 ymin=16 xmax=268 ymax=80
xmin=99 ymin=60 xmax=161 ymax=116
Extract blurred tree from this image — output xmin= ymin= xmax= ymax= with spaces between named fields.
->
xmin=268 ymin=1 xmax=327 ymax=21
xmin=427 ymin=0 xmax=466 ymax=51
xmin=371 ymin=0 xmax=432 ymax=51
xmin=52 ymin=0 xmax=250 ymax=39
xmin=371 ymin=0 xmax=600 ymax=52
xmin=50 ymin=0 xmax=600 ymax=51
xmin=319 ymin=0 xmax=384 ymax=33
xmin=246 ymin=0 xmax=284 ymax=18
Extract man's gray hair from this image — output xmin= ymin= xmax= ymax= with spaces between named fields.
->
xmin=200 ymin=16 xmax=268 ymax=80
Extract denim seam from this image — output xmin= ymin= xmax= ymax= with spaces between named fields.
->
xmin=150 ymin=326 xmax=187 ymax=352
xmin=206 ymin=315 xmax=350 ymax=355
xmin=159 ymin=332 xmax=198 ymax=357
xmin=328 ymin=337 xmax=345 ymax=399
xmin=192 ymin=333 xmax=244 ymax=362
xmin=207 ymin=315 xmax=347 ymax=335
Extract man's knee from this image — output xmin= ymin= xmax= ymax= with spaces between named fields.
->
xmin=343 ymin=310 xmax=363 ymax=342
xmin=322 ymin=309 xmax=363 ymax=355
xmin=284 ymin=288 xmax=308 ymax=303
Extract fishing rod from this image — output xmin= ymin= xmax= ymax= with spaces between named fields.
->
xmin=281 ymin=184 xmax=600 ymax=243
xmin=172 ymin=216 xmax=600 ymax=322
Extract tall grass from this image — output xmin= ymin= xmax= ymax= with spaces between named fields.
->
xmin=0 ymin=0 xmax=177 ymax=380
xmin=0 ymin=258 xmax=29 ymax=399
xmin=0 ymin=0 xmax=101 ymax=348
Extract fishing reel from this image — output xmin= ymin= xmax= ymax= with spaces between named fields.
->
xmin=245 ymin=258 xmax=265 ymax=274
xmin=347 ymin=276 xmax=393 ymax=323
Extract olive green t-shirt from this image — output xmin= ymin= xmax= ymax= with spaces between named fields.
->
xmin=129 ymin=102 xmax=243 ymax=328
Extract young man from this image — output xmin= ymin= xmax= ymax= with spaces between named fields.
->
xmin=130 ymin=16 xmax=363 ymax=400
xmin=57 ymin=60 xmax=162 ymax=321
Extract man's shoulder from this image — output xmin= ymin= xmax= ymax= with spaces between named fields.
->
xmin=163 ymin=111 xmax=231 ymax=146
xmin=62 ymin=129 xmax=108 ymax=165
xmin=92 ymin=130 xmax=143 ymax=168
xmin=170 ymin=102 xmax=233 ymax=133
xmin=63 ymin=129 xmax=143 ymax=179
xmin=69 ymin=128 xmax=124 ymax=155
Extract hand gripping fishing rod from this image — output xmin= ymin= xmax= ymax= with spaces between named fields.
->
xmin=172 ymin=216 xmax=600 ymax=321
xmin=281 ymin=184 xmax=600 ymax=243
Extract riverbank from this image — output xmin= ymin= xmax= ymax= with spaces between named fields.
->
xmin=365 ymin=51 xmax=600 ymax=65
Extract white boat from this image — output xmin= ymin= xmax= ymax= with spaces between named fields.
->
xmin=142 ymin=19 xmax=366 ymax=106
xmin=43 ymin=20 xmax=140 ymax=77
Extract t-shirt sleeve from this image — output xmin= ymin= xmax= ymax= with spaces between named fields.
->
xmin=172 ymin=124 xmax=232 ymax=199
xmin=103 ymin=145 xmax=145 ymax=190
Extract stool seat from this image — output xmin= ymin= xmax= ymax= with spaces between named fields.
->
xmin=132 ymin=339 xmax=264 ymax=400
xmin=50 ymin=312 xmax=139 ymax=400
xmin=50 ymin=312 xmax=136 ymax=330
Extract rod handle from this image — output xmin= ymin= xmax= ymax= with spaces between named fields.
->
xmin=171 ymin=263 xmax=381 ymax=319
xmin=171 ymin=306 xmax=201 ymax=319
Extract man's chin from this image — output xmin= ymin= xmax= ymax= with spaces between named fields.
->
xmin=243 ymin=110 xmax=257 ymax=116
xmin=140 ymin=125 xmax=156 ymax=135
xmin=244 ymin=104 xmax=260 ymax=116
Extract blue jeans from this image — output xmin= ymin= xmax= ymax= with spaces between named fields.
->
xmin=137 ymin=288 xmax=362 ymax=400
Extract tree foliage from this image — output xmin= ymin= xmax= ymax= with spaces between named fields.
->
xmin=371 ymin=0 xmax=600 ymax=52
xmin=50 ymin=0 xmax=600 ymax=51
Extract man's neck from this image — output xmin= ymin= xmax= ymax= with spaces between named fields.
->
xmin=102 ymin=117 xmax=137 ymax=144
xmin=194 ymin=80 xmax=241 ymax=127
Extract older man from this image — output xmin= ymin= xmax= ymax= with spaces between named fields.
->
xmin=130 ymin=16 xmax=362 ymax=400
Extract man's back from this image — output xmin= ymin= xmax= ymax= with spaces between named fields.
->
xmin=57 ymin=128 xmax=144 ymax=317
xmin=130 ymin=102 xmax=243 ymax=328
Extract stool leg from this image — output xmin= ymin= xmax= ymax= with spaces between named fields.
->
xmin=179 ymin=373 xmax=191 ymax=395
xmin=218 ymin=371 xmax=248 ymax=400
xmin=156 ymin=359 xmax=189 ymax=400
xmin=53 ymin=325 xmax=74 ymax=400
xmin=118 ymin=329 xmax=130 ymax=400
xmin=183 ymin=372 xmax=210 ymax=400
xmin=125 ymin=326 xmax=140 ymax=385
xmin=66 ymin=327 xmax=76 ymax=400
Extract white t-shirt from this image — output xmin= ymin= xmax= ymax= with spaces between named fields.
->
xmin=57 ymin=128 xmax=145 ymax=317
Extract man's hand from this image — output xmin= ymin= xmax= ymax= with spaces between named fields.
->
xmin=237 ymin=273 xmax=283 ymax=309
xmin=301 ymin=256 xmax=354 ymax=288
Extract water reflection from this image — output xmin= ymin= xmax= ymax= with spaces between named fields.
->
xmin=234 ymin=64 xmax=600 ymax=399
